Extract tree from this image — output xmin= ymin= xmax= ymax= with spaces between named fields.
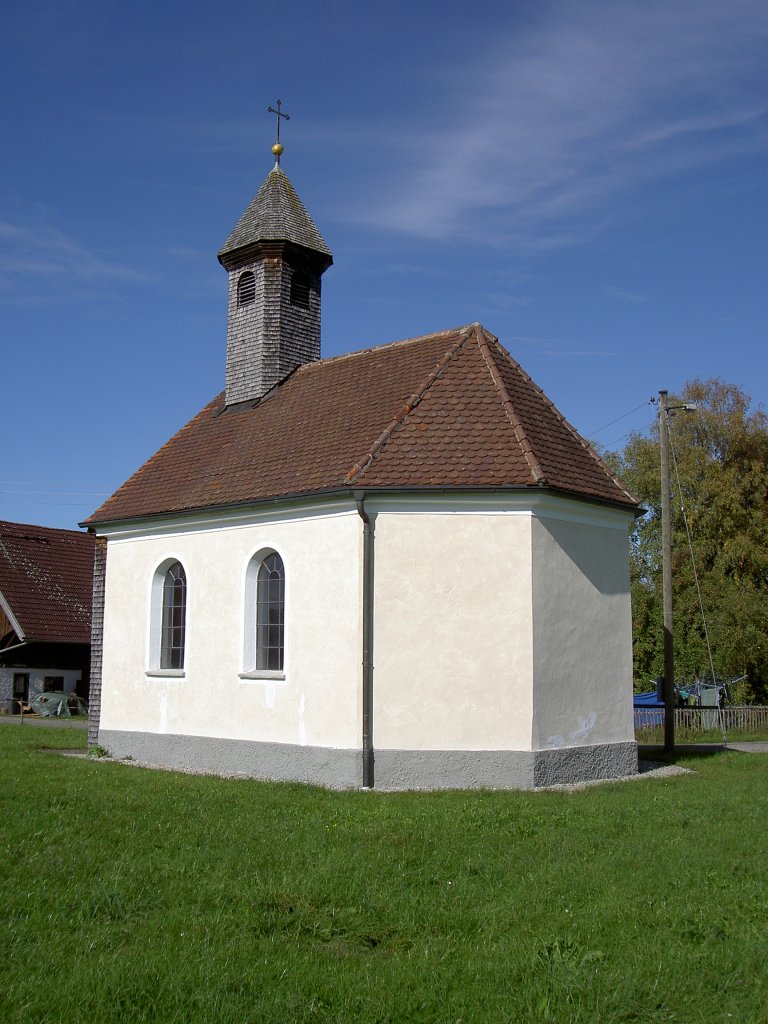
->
xmin=606 ymin=379 xmax=768 ymax=702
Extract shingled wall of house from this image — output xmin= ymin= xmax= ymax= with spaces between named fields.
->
xmin=87 ymin=536 xmax=106 ymax=746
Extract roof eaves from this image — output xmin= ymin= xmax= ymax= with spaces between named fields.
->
xmin=475 ymin=324 xmax=547 ymax=484
xmin=344 ymin=327 xmax=473 ymax=484
xmin=82 ymin=482 xmax=641 ymax=534
xmin=0 ymin=586 xmax=24 ymax=641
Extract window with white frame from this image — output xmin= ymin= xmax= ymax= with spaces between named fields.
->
xmin=148 ymin=558 xmax=187 ymax=674
xmin=242 ymin=549 xmax=285 ymax=676
xmin=161 ymin=561 xmax=187 ymax=669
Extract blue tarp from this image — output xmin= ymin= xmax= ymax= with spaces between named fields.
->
xmin=634 ymin=690 xmax=663 ymax=707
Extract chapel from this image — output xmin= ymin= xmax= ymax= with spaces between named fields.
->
xmin=83 ymin=126 xmax=639 ymax=789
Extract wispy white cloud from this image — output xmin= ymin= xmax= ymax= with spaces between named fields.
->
xmin=0 ymin=221 xmax=223 ymax=307
xmin=541 ymin=349 xmax=615 ymax=358
xmin=483 ymin=292 xmax=536 ymax=311
xmin=0 ymin=220 xmax=147 ymax=298
xmin=358 ymin=0 xmax=768 ymax=244
xmin=604 ymin=287 xmax=647 ymax=304
xmin=508 ymin=334 xmax=614 ymax=358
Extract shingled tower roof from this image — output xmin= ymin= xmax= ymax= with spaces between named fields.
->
xmin=218 ymin=166 xmax=332 ymax=270
xmin=84 ymin=324 xmax=638 ymax=527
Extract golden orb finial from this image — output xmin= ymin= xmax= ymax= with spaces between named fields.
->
xmin=267 ymin=100 xmax=290 ymax=166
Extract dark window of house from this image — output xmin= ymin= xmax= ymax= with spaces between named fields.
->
xmin=237 ymin=270 xmax=256 ymax=306
xmin=43 ymin=676 xmax=64 ymax=692
xmin=290 ymin=272 xmax=310 ymax=310
xmin=161 ymin=562 xmax=187 ymax=669
xmin=256 ymin=552 xmax=284 ymax=671
xmin=13 ymin=673 xmax=29 ymax=703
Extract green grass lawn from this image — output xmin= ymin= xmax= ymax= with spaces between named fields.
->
xmin=1 ymin=727 xmax=766 ymax=1024
xmin=635 ymin=726 xmax=766 ymax=745
xmin=636 ymin=726 xmax=768 ymax=745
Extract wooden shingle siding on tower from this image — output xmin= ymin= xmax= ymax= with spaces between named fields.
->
xmin=87 ymin=536 xmax=107 ymax=745
xmin=218 ymin=167 xmax=331 ymax=405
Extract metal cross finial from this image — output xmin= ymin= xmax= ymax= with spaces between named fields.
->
xmin=267 ymin=99 xmax=290 ymax=164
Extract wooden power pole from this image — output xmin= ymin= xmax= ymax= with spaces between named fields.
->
xmin=659 ymin=390 xmax=675 ymax=752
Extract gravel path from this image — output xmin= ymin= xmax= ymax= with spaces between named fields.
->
xmin=541 ymin=760 xmax=692 ymax=792
xmin=59 ymin=750 xmax=694 ymax=791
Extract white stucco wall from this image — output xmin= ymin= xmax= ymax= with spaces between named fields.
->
xmin=99 ymin=503 xmax=362 ymax=748
xmin=98 ymin=493 xmax=635 ymax=761
xmin=530 ymin=506 xmax=635 ymax=749
xmin=372 ymin=504 xmax=535 ymax=751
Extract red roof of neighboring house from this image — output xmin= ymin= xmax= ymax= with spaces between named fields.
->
xmin=0 ymin=521 xmax=94 ymax=645
xmin=84 ymin=323 xmax=637 ymax=526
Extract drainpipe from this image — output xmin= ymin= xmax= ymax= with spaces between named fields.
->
xmin=354 ymin=490 xmax=374 ymax=789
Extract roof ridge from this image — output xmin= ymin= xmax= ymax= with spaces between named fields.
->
xmin=475 ymin=326 xmax=547 ymax=484
xmin=295 ymin=324 xmax=475 ymax=374
xmin=344 ymin=327 xmax=475 ymax=484
xmin=485 ymin=335 xmax=639 ymax=504
xmin=0 ymin=520 xmax=91 ymax=540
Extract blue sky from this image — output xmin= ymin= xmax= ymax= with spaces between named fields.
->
xmin=2 ymin=0 xmax=766 ymax=530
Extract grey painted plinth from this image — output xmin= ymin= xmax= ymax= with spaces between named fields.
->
xmin=375 ymin=741 xmax=638 ymax=790
xmin=99 ymin=730 xmax=361 ymax=789
xmin=100 ymin=730 xmax=637 ymax=790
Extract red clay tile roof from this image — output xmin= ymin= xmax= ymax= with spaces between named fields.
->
xmin=84 ymin=324 xmax=637 ymax=526
xmin=0 ymin=521 xmax=94 ymax=645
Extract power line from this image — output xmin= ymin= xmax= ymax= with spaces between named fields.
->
xmin=0 ymin=488 xmax=109 ymax=497
xmin=589 ymin=397 xmax=655 ymax=438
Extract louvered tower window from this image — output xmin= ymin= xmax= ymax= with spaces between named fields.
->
xmin=290 ymin=272 xmax=310 ymax=310
xmin=237 ymin=270 xmax=256 ymax=306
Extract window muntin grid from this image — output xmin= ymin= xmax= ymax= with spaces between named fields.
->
xmin=255 ymin=552 xmax=284 ymax=671
xmin=160 ymin=561 xmax=186 ymax=670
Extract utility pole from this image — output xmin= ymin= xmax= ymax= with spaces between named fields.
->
xmin=659 ymin=390 xmax=675 ymax=752
xmin=658 ymin=392 xmax=697 ymax=752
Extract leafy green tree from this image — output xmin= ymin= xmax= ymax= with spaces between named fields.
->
xmin=606 ymin=379 xmax=768 ymax=702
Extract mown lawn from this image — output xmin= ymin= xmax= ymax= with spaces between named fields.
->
xmin=1 ymin=726 xmax=766 ymax=1024
xmin=636 ymin=726 xmax=768 ymax=744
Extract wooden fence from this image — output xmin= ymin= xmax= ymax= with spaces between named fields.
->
xmin=634 ymin=705 xmax=768 ymax=734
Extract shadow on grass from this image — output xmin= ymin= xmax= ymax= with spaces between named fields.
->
xmin=638 ymin=742 xmax=735 ymax=766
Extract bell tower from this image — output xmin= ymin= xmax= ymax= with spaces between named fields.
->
xmin=217 ymin=103 xmax=333 ymax=406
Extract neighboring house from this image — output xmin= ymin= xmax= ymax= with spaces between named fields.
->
xmin=0 ymin=521 xmax=94 ymax=711
xmin=82 ymin=153 xmax=640 ymax=790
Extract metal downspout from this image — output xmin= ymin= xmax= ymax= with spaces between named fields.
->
xmin=354 ymin=490 xmax=374 ymax=789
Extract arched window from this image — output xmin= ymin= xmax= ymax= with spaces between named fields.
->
xmin=237 ymin=270 xmax=256 ymax=306
xmin=243 ymin=549 xmax=285 ymax=676
xmin=256 ymin=552 xmax=284 ymax=670
xmin=290 ymin=271 xmax=310 ymax=310
xmin=160 ymin=561 xmax=186 ymax=669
